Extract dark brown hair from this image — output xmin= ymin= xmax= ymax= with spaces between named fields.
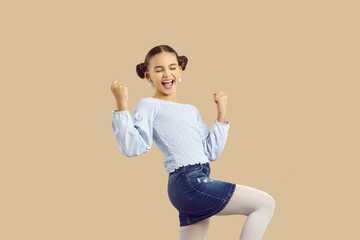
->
xmin=136 ymin=45 xmax=188 ymax=79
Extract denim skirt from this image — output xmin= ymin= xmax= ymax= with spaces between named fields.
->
xmin=167 ymin=162 xmax=236 ymax=227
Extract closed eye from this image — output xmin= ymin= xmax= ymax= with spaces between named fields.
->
xmin=156 ymin=68 xmax=177 ymax=72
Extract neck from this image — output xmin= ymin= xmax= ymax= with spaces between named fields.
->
xmin=153 ymin=92 xmax=179 ymax=102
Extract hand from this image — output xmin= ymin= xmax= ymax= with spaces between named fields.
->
xmin=213 ymin=90 xmax=228 ymax=114
xmin=111 ymin=80 xmax=128 ymax=109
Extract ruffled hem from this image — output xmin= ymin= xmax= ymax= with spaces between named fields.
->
xmin=167 ymin=161 xmax=210 ymax=174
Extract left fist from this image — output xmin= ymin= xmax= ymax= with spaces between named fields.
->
xmin=213 ymin=90 xmax=228 ymax=113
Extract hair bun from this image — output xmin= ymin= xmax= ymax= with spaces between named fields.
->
xmin=142 ymin=63 xmax=146 ymax=72
xmin=178 ymin=55 xmax=188 ymax=71
xmin=136 ymin=63 xmax=145 ymax=78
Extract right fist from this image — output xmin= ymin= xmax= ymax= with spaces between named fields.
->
xmin=111 ymin=80 xmax=128 ymax=104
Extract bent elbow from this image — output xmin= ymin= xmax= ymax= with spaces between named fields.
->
xmin=208 ymin=153 xmax=219 ymax=161
xmin=120 ymin=145 xmax=151 ymax=157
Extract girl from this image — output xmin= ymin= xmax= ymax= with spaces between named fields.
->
xmin=110 ymin=45 xmax=275 ymax=240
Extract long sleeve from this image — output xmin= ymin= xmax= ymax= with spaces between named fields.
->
xmin=111 ymin=98 xmax=156 ymax=157
xmin=195 ymin=108 xmax=230 ymax=161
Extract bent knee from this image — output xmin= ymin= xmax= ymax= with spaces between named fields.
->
xmin=263 ymin=194 xmax=275 ymax=216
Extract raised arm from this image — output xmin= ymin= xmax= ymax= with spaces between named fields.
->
xmin=198 ymin=90 xmax=230 ymax=160
xmin=110 ymin=80 xmax=155 ymax=157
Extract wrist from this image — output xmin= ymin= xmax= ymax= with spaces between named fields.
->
xmin=116 ymin=104 xmax=128 ymax=111
xmin=217 ymin=112 xmax=227 ymax=124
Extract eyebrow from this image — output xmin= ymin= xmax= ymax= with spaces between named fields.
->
xmin=154 ymin=63 xmax=177 ymax=69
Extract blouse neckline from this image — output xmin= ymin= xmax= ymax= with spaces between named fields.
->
xmin=150 ymin=97 xmax=190 ymax=106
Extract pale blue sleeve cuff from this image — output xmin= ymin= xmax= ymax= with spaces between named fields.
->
xmin=215 ymin=119 xmax=230 ymax=126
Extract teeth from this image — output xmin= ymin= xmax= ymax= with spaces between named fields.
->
xmin=163 ymin=80 xmax=173 ymax=83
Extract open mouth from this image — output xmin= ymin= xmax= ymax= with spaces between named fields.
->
xmin=162 ymin=80 xmax=174 ymax=89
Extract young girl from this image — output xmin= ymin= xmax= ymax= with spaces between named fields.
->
xmin=110 ymin=45 xmax=275 ymax=240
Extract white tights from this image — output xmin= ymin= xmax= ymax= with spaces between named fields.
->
xmin=179 ymin=184 xmax=275 ymax=240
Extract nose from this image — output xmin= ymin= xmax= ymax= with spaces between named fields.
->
xmin=164 ymin=69 xmax=171 ymax=77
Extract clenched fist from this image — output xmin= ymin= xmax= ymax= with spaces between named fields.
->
xmin=111 ymin=80 xmax=129 ymax=111
xmin=213 ymin=90 xmax=228 ymax=114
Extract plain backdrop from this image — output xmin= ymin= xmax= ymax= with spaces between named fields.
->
xmin=1 ymin=0 xmax=359 ymax=239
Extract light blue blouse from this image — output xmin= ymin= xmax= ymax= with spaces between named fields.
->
xmin=111 ymin=97 xmax=230 ymax=174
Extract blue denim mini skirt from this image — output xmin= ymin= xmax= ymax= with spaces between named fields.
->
xmin=167 ymin=162 xmax=236 ymax=226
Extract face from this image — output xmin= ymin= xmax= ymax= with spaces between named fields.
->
xmin=145 ymin=51 xmax=182 ymax=98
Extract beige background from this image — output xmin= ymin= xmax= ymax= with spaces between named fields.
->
xmin=1 ymin=0 xmax=359 ymax=239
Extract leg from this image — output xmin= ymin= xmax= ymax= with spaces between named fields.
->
xmin=179 ymin=218 xmax=210 ymax=240
xmin=216 ymin=184 xmax=275 ymax=240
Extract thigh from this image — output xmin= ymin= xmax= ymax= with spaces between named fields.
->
xmin=179 ymin=218 xmax=210 ymax=240
xmin=215 ymin=184 xmax=275 ymax=216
